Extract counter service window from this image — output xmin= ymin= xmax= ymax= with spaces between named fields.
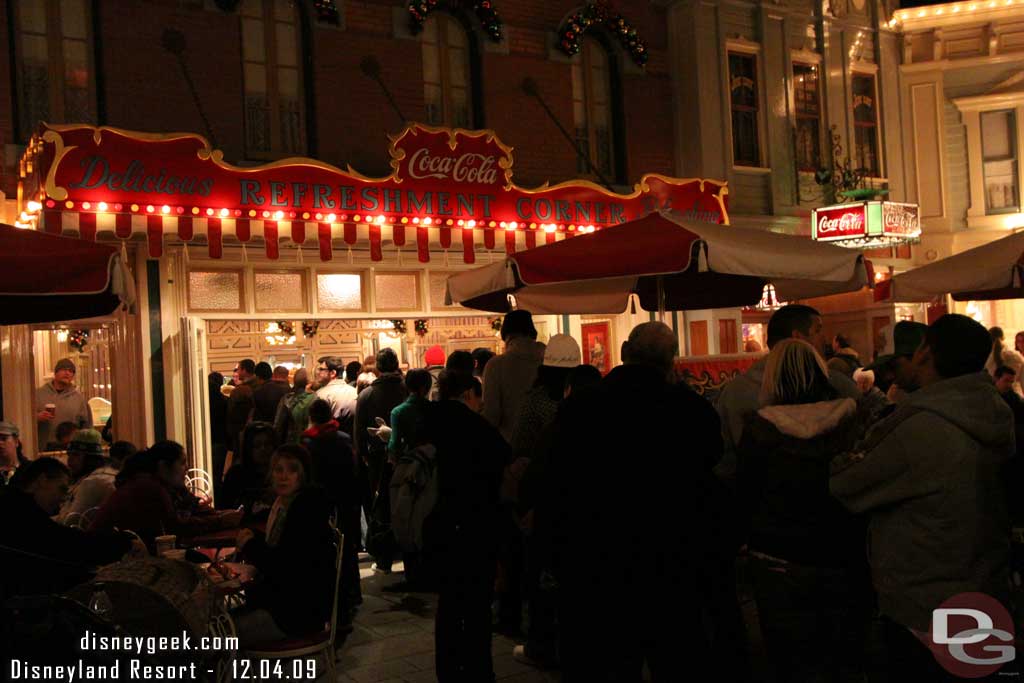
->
xmin=13 ymin=0 xmax=95 ymax=142
xmin=241 ymin=0 xmax=306 ymax=157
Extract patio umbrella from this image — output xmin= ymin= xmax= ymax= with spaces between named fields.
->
xmin=0 ymin=224 xmax=136 ymax=324
xmin=875 ymin=231 xmax=1024 ymax=302
xmin=445 ymin=211 xmax=872 ymax=314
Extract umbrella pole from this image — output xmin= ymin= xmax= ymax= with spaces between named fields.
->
xmin=657 ymin=275 xmax=666 ymax=322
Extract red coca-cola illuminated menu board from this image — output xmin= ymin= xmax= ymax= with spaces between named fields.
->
xmin=811 ymin=201 xmax=920 ymax=248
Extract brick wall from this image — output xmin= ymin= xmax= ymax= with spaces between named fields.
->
xmin=0 ymin=0 xmax=674 ymax=197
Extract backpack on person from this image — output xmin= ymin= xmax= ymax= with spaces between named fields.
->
xmin=389 ymin=444 xmax=439 ymax=553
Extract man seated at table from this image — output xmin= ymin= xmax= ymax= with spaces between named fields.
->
xmin=0 ymin=421 xmax=29 ymax=486
xmin=0 ymin=457 xmax=143 ymax=598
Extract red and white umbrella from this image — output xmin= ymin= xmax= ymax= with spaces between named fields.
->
xmin=875 ymin=231 xmax=1024 ymax=302
xmin=0 ymin=224 xmax=136 ymax=324
xmin=446 ymin=211 xmax=871 ymax=314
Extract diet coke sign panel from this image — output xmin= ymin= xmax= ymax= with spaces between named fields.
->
xmin=814 ymin=203 xmax=868 ymax=242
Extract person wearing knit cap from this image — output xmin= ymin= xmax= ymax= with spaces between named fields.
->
xmin=424 ymin=345 xmax=447 ymax=401
xmin=36 ymin=358 xmax=92 ymax=454
xmin=482 ymin=310 xmax=545 ymax=442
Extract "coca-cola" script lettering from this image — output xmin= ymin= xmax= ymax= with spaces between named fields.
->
xmin=407 ymin=148 xmax=499 ymax=185
xmin=817 ymin=209 xmax=865 ymax=236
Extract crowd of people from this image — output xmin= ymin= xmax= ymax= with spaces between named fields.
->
xmin=0 ymin=304 xmax=1020 ymax=682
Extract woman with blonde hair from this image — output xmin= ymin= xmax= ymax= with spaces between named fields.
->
xmin=738 ymin=339 xmax=870 ymax=683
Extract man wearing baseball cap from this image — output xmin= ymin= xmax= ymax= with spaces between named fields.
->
xmin=865 ymin=321 xmax=929 ymax=397
xmin=36 ymin=358 xmax=93 ymax=453
xmin=0 ymin=421 xmax=27 ymax=485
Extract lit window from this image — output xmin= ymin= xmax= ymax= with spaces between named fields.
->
xmin=981 ymin=110 xmax=1019 ymax=214
xmin=13 ymin=0 xmax=95 ymax=142
xmin=852 ymin=73 xmax=881 ymax=177
xmin=793 ymin=62 xmax=822 ymax=172
xmin=571 ymin=37 xmax=616 ymax=180
xmin=421 ymin=14 xmax=474 ymax=128
xmin=241 ymin=0 xmax=305 ymax=157
xmin=729 ymin=52 xmax=760 ymax=167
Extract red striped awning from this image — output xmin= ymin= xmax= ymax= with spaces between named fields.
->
xmin=37 ymin=210 xmax=568 ymax=262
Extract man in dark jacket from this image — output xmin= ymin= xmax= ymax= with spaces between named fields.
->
xmin=832 ymin=314 xmax=1015 ymax=681
xmin=426 ymin=370 xmax=508 ymax=682
xmin=353 ymin=349 xmax=408 ymax=574
xmin=549 ymin=322 xmax=723 ymax=682
xmin=301 ymin=399 xmax=361 ymax=632
xmin=0 ymin=457 xmax=139 ymax=600
xmin=226 ymin=359 xmax=258 ymax=455
xmin=252 ymin=365 xmax=291 ymax=423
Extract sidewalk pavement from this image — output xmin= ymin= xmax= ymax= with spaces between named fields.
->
xmin=333 ymin=558 xmax=560 ymax=683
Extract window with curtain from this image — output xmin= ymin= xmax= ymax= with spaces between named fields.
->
xmin=729 ymin=52 xmax=760 ymax=167
xmin=793 ymin=62 xmax=822 ymax=172
xmin=13 ymin=0 xmax=95 ymax=142
xmin=241 ymin=0 xmax=305 ymax=157
xmin=571 ymin=37 xmax=616 ymax=180
xmin=421 ymin=14 xmax=473 ymax=128
xmin=981 ymin=109 xmax=1019 ymax=214
xmin=852 ymin=73 xmax=881 ymax=177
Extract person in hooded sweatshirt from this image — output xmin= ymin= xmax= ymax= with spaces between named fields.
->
xmin=737 ymin=339 xmax=872 ymax=682
xmin=831 ymin=314 xmax=1015 ymax=681
xmin=717 ymin=305 xmax=859 ymax=484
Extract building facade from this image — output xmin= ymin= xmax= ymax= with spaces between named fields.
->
xmin=896 ymin=0 xmax=1024 ymax=333
xmin=659 ymin=0 xmax=912 ymax=355
xmin=0 ymin=0 xmax=678 ymax=211
xmin=0 ymin=0 xmax=695 ymax=456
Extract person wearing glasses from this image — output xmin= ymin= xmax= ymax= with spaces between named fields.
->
xmin=315 ymin=356 xmax=357 ymax=436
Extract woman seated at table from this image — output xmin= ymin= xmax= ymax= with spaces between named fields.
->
xmin=232 ymin=444 xmax=335 ymax=645
xmin=220 ymin=422 xmax=277 ymax=521
xmin=59 ymin=434 xmax=135 ymax=522
xmin=91 ymin=441 xmax=242 ymax=553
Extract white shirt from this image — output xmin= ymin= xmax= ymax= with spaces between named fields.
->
xmin=316 ymin=379 xmax=357 ymax=426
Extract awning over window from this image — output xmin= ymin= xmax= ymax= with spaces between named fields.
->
xmin=0 ymin=223 xmax=135 ymax=324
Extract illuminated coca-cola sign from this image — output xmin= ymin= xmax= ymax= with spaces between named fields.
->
xmin=814 ymin=204 xmax=867 ymax=241
xmin=881 ymin=202 xmax=919 ymax=237
xmin=812 ymin=200 xmax=921 ymax=247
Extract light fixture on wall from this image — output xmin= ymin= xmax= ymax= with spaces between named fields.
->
xmin=264 ymin=321 xmax=296 ymax=346
xmin=56 ymin=329 xmax=69 ymax=343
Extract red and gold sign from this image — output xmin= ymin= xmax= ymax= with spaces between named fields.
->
xmin=812 ymin=200 xmax=920 ymax=249
xmin=19 ymin=123 xmax=729 ymax=262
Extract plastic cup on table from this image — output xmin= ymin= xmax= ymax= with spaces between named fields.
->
xmin=155 ymin=535 xmax=177 ymax=555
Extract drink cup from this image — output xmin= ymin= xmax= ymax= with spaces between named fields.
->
xmin=161 ymin=548 xmax=187 ymax=561
xmin=155 ymin=535 xmax=177 ymax=555
xmin=45 ymin=403 xmax=56 ymax=417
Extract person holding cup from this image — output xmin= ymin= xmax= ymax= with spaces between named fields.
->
xmin=36 ymin=358 xmax=92 ymax=455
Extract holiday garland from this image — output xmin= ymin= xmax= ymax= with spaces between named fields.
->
xmin=408 ymin=0 xmax=504 ymax=43
xmin=557 ymin=2 xmax=648 ymax=67
xmin=490 ymin=317 xmax=502 ymax=333
xmin=313 ymin=0 xmax=341 ymax=25
xmin=276 ymin=321 xmax=296 ymax=338
xmin=302 ymin=321 xmax=320 ymax=338
xmin=69 ymin=329 xmax=90 ymax=352
xmin=391 ymin=319 xmax=408 ymax=335
xmin=414 ymin=319 xmax=429 ymax=337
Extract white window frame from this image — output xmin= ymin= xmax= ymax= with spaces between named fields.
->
xmin=725 ymin=39 xmax=766 ymax=171
xmin=850 ymin=62 xmax=886 ymax=182
xmin=954 ymin=91 xmax=1024 ymax=229
xmin=790 ymin=49 xmax=825 ymax=176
